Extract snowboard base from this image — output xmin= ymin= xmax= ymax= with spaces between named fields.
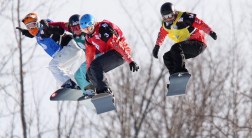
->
xmin=50 ymin=88 xmax=116 ymax=114
xmin=167 ymin=72 xmax=191 ymax=96
xmin=91 ymin=93 xmax=116 ymax=114
xmin=50 ymin=88 xmax=87 ymax=101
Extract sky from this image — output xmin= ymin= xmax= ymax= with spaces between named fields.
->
xmin=0 ymin=0 xmax=252 ymax=137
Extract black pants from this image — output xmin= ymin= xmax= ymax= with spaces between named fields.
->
xmin=163 ymin=40 xmax=206 ymax=74
xmin=87 ymin=50 xmax=125 ymax=93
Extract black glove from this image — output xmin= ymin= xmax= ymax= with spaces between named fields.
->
xmin=16 ymin=27 xmax=24 ymax=34
xmin=209 ymin=31 xmax=217 ymax=40
xmin=152 ymin=45 xmax=160 ymax=58
xmin=129 ymin=61 xmax=139 ymax=72
xmin=40 ymin=19 xmax=49 ymax=29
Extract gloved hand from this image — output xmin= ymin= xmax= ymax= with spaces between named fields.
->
xmin=16 ymin=27 xmax=24 ymax=34
xmin=209 ymin=31 xmax=217 ymax=40
xmin=152 ymin=45 xmax=160 ymax=58
xmin=129 ymin=61 xmax=139 ymax=72
xmin=40 ymin=19 xmax=49 ymax=29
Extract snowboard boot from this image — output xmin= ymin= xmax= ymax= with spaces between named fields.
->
xmin=61 ymin=79 xmax=80 ymax=89
xmin=83 ymin=89 xmax=95 ymax=99
xmin=83 ymin=84 xmax=96 ymax=98
xmin=97 ymin=88 xmax=114 ymax=97
xmin=96 ymin=88 xmax=114 ymax=102
xmin=180 ymin=68 xmax=188 ymax=73
xmin=84 ymin=84 xmax=95 ymax=92
xmin=97 ymin=88 xmax=112 ymax=94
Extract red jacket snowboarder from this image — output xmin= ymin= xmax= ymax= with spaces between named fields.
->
xmin=152 ymin=2 xmax=217 ymax=75
xmin=80 ymin=14 xmax=139 ymax=94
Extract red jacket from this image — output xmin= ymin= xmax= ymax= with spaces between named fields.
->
xmin=49 ymin=21 xmax=101 ymax=53
xmin=49 ymin=22 xmax=70 ymax=31
xmin=85 ymin=20 xmax=133 ymax=69
xmin=156 ymin=12 xmax=213 ymax=46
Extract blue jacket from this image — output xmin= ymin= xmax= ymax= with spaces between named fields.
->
xmin=35 ymin=28 xmax=62 ymax=57
xmin=21 ymin=19 xmax=73 ymax=57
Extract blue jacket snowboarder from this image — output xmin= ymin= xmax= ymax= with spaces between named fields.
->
xmin=16 ymin=12 xmax=83 ymax=88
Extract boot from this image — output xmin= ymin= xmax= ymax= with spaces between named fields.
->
xmin=97 ymin=88 xmax=113 ymax=95
xmin=83 ymin=89 xmax=95 ymax=99
xmin=61 ymin=79 xmax=80 ymax=89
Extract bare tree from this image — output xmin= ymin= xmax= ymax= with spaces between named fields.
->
xmin=92 ymin=0 xmax=252 ymax=138
xmin=1 ymin=0 xmax=251 ymax=138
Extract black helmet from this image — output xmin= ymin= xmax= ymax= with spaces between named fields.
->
xmin=68 ymin=14 xmax=80 ymax=26
xmin=160 ymin=2 xmax=175 ymax=16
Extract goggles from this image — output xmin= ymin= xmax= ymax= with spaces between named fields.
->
xmin=70 ymin=25 xmax=80 ymax=31
xmin=81 ymin=25 xmax=94 ymax=34
xmin=70 ymin=25 xmax=82 ymax=35
xmin=162 ymin=13 xmax=174 ymax=19
xmin=25 ymin=22 xmax=38 ymax=29
xmin=71 ymin=21 xmax=79 ymax=26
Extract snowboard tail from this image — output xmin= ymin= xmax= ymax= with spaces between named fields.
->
xmin=91 ymin=93 xmax=116 ymax=114
xmin=167 ymin=72 xmax=191 ymax=96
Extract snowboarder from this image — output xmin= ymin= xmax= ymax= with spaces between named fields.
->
xmin=16 ymin=12 xmax=83 ymax=88
xmin=79 ymin=14 xmax=139 ymax=94
xmin=152 ymin=2 xmax=217 ymax=76
xmin=48 ymin=14 xmax=100 ymax=97
xmin=48 ymin=14 xmax=85 ymax=49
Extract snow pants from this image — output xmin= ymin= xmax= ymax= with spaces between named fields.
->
xmin=87 ymin=50 xmax=125 ymax=93
xmin=74 ymin=54 xmax=101 ymax=94
xmin=48 ymin=39 xmax=83 ymax=85
xmin=163 ymin=40 xmax=206 ymax=74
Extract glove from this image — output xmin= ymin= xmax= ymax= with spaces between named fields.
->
xmin=152 ymin=45 xmax=160 ymax=58
xmin=16 ymin=27 xmax=24 ymax=34
xmin=40 ymin=19 xmax=49 ymax=29
xmin=209 ymin=31 xmax=217 ymax=40
xmin=129 ymin=61 xmax=139 ymax=72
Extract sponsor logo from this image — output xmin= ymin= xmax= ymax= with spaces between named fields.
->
xmin=104 ymin=33 xmax=109 ymax=38
xmin=71 ymin=21 xmax=79 ymax=26
xmin=51 ymin=92 xmax=57 ymax=98
xmin=95 ymin=34 xmax=100 ymax=40
xmin=101 ymin=23 xmax=108 ymax=28
xmin=189 ymin=14 xmax=194 ymax=18
xmin=178 ymin=17 xmax=183 ymax=22
xmin=92 ymin=41 xmax=100 ymax=50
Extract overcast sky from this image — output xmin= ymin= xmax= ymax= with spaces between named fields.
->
xmin=0 ymin=0 xmax=251 ymax=137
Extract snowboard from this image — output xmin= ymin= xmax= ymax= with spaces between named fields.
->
xmin=50 ymin=88 xmax=116 ymax=114
xmin=91 ymin=93 xmax=116 ymax=114
xmin=167 ymin=72 xmax=191 ymax=96
xmin=50 ymin=88 xmax=96 ymax=110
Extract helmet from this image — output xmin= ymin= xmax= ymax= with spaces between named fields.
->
xmin=68 ymin=14 xmax=80 ymax=26
xmin=46 ymin=19 xmax=52 ymax=23
xmin=80 ymin=14 xmax=95 ymax=29
xmin=22 ymin=12 xmax=39 ymax=36
xmin=22 ymin=12 xmax=38 ymax=24
xmin=69 ymin=14 xmax=82 ymax=35
xmin=160 ymin=2 xmax=175 ymax=16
